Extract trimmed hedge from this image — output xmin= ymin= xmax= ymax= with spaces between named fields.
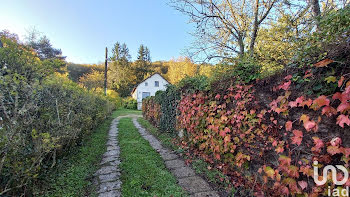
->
xmin=142 ymin=85 xmax=180 ymax=133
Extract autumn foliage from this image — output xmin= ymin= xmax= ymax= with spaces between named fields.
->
xmin=143 ymin=59 xmax=350 ymax=196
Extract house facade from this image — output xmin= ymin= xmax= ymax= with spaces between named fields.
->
xmin=131 ymin=73 xmax=170 ymax=110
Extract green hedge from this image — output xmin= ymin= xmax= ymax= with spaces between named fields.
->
xmin=142 ymin=85 xmax=180 ymax=134
xmin=0 ymin=33 xmax=115 ymax=195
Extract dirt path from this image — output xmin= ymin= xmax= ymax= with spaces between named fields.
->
xmin=132 ymin=118 xmax=220 ymax=197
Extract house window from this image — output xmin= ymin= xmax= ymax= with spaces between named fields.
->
xmin=155 ymin=81 xmax=159 ymax=87
xmin=142 ymin=92 xmax=150 ymax=100
xmin=145 ymin=82 xmax=148 ymax=86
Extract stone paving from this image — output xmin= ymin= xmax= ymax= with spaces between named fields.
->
xmin=94 ymin=118 xmax=122 ymax=197
xmin=132 ymin=118 xmax=220 ymax=197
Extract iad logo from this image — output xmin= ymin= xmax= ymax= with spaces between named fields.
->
xmin=313 ymin=160 xmax=349 ymax=186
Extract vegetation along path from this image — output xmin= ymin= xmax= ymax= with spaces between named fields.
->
xmin=132 ymin=118 xmax=220 ymax=197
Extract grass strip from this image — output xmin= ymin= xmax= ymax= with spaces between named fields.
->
xmin=118 ymin=118 xmax=186 ymax=197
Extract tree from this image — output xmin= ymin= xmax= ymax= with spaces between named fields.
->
xmin=25 ymin=28 xmax=65 ymax=61
xmin=108 ymin=42 xmax=136 ymax=97
xmin=165 ymin=57 xmax=197 ymax=84
xmin=133 ymin=44 xmax=152 ymax=82
xmin=79 ymin=70 xmax=104 ymax=91
xmin=171 ymin=0 xmax=278 ymax=61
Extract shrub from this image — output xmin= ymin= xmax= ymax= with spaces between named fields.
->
xmin=177 ymin=75 xmax=210 ymax=94
xmin=122 ymin=97 xmax=137 ymax=110
xmin=155 ymin=86 xmax=180 ymax=133
xmin=0 ymin=32 xmax=114 ymax=195
xmin=295 ymin=6 xmax=350 ymax=66
xmin=212 ymin=56 xmax=261 ymax=84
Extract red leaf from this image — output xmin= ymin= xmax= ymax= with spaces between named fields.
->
xmin=298 ymin=181 xmax=308 ymax=190
xmin=301 ymin=99 xmax=313 ymax=107
xmin=219 ymin=130 xmax=226 ymax=137
xmin=285 ymin=75 xmax=292 ymax=80
xmin=278 ymin=81 xmax=291 ymax=91
xmin=285 ymin=121 xmax=293 ymax=131
xmin=321 ymin=106 xmax=337 ymax=117
xmin=296 ymin=96 xmax=304 ymax=104
xmin=312 ymin=95 xmax=330 ymax=110
xmin=215 ymin=94 xmax=221 ymax=100
xmin=314 ymin=58 xmax=334 ymax=67
xmin=337 ymin=115 xmax=350 ymax=128
xmin=304 ymin=120 xmax=317 ymax=131
xmin=304 ymin=70 xmax=313 ymax=78
xmin=311 ymin=137 xmax=324 ymax=153
xmin=337 ymin=103 xmax=350 ymax=113
xmin=288 ymin=101 xmax=298 ymax=108
xmin=300 ymin=114 xmax=317 ymax=131
xmin=291 ymin=130 xmax=303 ymax=146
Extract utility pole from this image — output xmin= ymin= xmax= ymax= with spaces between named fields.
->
xmin=104 ymin=47 xmax=108 ymax=96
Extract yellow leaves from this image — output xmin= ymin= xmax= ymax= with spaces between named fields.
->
xmin=325 ymin=76 xmax=337 ymax=83
xmin=264 ymin=166 xmax=275 ymax=178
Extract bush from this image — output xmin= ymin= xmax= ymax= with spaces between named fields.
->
xmin=212 ymin=56 xmax=261 ymax=83
xmin=155 ymin=86 xmax=180 ymax=133
xmin=295 ymin=6 xmax=350 ymax=66
xmin=177 ymin=75 xmax=210 ymax=94
xmin=0 ymin=32 xmax=114 ymax=195
xmin=142 ymin=97 xmax=161 ymax=126
xmin=122 ymin=97 xmax=137 ymax=110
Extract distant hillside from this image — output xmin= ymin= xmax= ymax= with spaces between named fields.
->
xmin=67 ymin=63 xmax=104 ymax=82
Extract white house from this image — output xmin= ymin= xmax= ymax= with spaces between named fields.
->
xmin=131 ymin=73 xmax=170 ymax=110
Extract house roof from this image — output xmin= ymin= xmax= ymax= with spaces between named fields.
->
xmin=131 ymin=73 xmax=170 ymax=95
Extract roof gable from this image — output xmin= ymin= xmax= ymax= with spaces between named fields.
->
xmin=131 ymin=73 xmax=170 ymax=94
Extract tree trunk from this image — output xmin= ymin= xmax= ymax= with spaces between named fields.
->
xmin=311 ymin=0 xmax=321 ymax=17
xmin=238 ymin=33 xmax=245 ymax=58
xmin=250 ymin=0 xmax=259 ymax=57
xmin=311 ymin=0 xmax=321 ymax=28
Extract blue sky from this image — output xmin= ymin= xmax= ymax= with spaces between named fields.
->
xmin=0 ymin=0 xmax=194 ymax=64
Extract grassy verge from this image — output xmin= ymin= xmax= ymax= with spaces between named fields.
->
xmin=35 ymin=109 xmax=141 ymax=197
xmin=138 ymin=117 xmax=235 ymax=196
xmin=118 ymin=118 xmax=186 ymax=196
